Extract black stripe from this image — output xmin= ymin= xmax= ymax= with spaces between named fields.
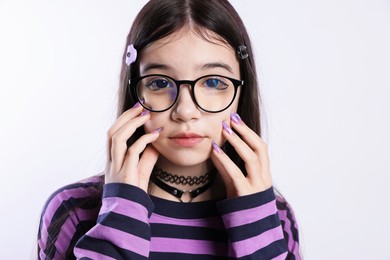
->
xmin=41 ymin=177 xmax=102 ymax=217
xmin=75 ymin=235 xmax=147 ymax=260
xmin=149 ymin=252 xmax=227 ymax=260
xmin=217 ymin=187 xmax=275 ymax=215
xmin=103 ymin=183 xmax=154 ymax=216
xmin=277 ymin=200 xmax=299 ymax=242
xmin=286 ymin=250 xmax=297 ymax=260
xmin=38 ymin=178 xmax=102 ymax=240
xmin=151 ymin=195 xmax=220 ymax=219
xmin=226 ymin=214 xmax=280 ymax=242
xmin=150 ymin=223 xmax=227 ymax=242
xmin=97 ymin=212 xmax=151 ymax=240
xmin=280 ymin=220 xmax=298 ymax=259
xmin=44 ymin=197 xmax=100 ymax=258
xmin=234 ymin=238 xmax=288 ymax=260
xmin=280 ymin=220 xmax=290 ymax=247
xmin=285 ymin=205 xmax=299 ymax=242
xmin=64 ymin=220 xmax=97 ymax=259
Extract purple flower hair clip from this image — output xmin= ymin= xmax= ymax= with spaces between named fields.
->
xmin=126 ymin=44 xmax=137 ymax=66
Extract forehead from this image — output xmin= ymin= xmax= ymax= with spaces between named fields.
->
xmin=139 ymin=27 xmax=240 ymax=77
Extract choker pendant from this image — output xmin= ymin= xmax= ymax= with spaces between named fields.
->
xmin=150 ymin=169 xmax=216 ymax=203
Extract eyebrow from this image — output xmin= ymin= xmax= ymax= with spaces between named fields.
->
xmin=141 ymin=62 xmax=234 ymax=75
xmin=199 ymin=62 xmax=233 ymax=73
xmin=142 ymin=63 xmax=172 ymax=74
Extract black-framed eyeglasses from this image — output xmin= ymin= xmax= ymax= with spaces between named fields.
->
xmin=129 ymin=74 xmax=244 ymax=113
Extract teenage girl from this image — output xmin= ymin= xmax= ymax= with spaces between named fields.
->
xmin=38 ymin=0 xmax=300 ymax=259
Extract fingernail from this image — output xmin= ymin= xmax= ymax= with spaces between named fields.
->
xmin=211 ymin=141 xmax=222 ymax=154
xmin=152 ymin=127 xmax=163 ymax=133
xmin=222 ymin=121 xmax=233 ymax=135
xmin=230 ymin=112 xmax=242 ymax=124
xmin=140 ymin=110 xmax=150 ymax=116
xmin=132 ymin=102 xmax=141 ymax=108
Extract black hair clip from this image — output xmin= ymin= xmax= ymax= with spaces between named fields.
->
xmin=237 ymin=45 xmax=249 ymax=60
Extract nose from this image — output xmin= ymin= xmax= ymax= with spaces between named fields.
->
xmin=171 ymin=84 xmax=201 ymax=122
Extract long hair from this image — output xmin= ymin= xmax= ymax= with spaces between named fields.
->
xmin=118 ymin=0 xmax=261 ymax=175
xmin=38 ymin=1 xmax=263 ymax=258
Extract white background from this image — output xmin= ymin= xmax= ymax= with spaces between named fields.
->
xmin=1 ymin=0 xmax=389 ymax=259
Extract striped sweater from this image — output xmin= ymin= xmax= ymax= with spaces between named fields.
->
xmin=38 ymin=175 xmax=300 ymax=259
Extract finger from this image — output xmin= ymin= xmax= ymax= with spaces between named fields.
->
xmin=108 ymin=103 xmax=144 ymax=137
xmin=110 ymin=113 xmax=151 ymax=174
xmin=229 ymin=113 xmax=263 ymax=153
xmin=106 ymin=104 xmax=145 ymax=161
xmin=222 ymin=121 xmax=261 ymax=181
xmin=210 ymin=141 xmax=246 ymax=189
xmin=121 ymin=130 xmax=161 ymax=185
xmin=230 ymin=114 xmax=271 ymax=177
xmin=138 ymin=145 xmax=159 ymax=191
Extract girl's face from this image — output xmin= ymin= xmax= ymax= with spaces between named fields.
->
xmin=140 ymin=27 xmax=241 ymax=171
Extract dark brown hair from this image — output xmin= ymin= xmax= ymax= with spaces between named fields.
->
xmin=38 ymin=1 xmax=263 ymax=257
xmin=119 ymin=0 xmax=261 ymax=174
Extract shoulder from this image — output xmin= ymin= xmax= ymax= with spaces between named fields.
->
xmin=38 ymin=174 xmax=105 ymax=259
xmin=40 ymin=174 xmax=104 ymax=218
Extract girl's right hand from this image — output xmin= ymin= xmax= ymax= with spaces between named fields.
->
xmin=104 ymin=102 xmax=161 ymax=192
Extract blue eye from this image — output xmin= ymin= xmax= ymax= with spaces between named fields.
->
xmin=146 ymin=79 xmax=172 ymax=90
xmin=204 ymin=78 xmax=229 ymax=90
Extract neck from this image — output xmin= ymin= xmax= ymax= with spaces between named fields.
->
xmin=148 ymin=159 xmax=225 ymax=202
xmin=154 ymin=157 xmax=213 ymax=179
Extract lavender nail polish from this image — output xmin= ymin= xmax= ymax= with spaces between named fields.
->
xmin=132 ymin=102 xmax=141 ymax=108
xmin=140 ymin=110 xmax=150 ymax=116
xmin=152 ymin=127 xmax=163 ymax=133
xmin=222 ymin=121 xmax=233 ymax=135
xmin=211 ymin=141 xmax=222 ymax=153
xmin=230 ymin=112 xmax=242 ymax=124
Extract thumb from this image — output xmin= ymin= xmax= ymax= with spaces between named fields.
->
xmin=210 ymin=150 xmax=234 ymax=191
xmin=138 ymin=144 xmax=159 ymax=190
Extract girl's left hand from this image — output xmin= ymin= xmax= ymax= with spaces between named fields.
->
xmin=210 ymin=113 xmax=272 ymax=198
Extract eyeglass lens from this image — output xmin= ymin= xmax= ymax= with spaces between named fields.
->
xmin=136 ymin=75 xmax=237 ymax=112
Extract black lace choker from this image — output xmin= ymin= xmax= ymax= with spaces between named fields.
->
xmin=150 ymin=168 xmax=217 ymax=203
xmin=153 ymin=168 xmax=214 ymax=186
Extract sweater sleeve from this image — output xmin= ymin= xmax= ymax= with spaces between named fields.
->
xmin=217 ymin=187 xmax=300 ymax=260
xmin=37 ymin=178 xmax=102 ymax=260
xmin=73 ymin=183 xmax=154 ymax=259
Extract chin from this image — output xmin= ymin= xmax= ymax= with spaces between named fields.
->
xmin=152 ymin=144 xmax=211 ymax=167
xmin=167 ymin=156 xmax=209 ymax=167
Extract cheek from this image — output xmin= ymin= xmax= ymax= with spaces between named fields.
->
xmin=143 ymin=113 xmax=167 ymax=133
xmin=210 ymin=99 xmax=240 ymax=144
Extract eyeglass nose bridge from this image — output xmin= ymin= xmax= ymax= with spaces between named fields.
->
xmin=172 ymin=79 xmax=197 ymax=89
xmin=170 ymin=79 xmax=198 ymax=106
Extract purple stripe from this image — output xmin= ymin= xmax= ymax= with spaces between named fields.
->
xmin=150 ymin=237 xmax=227 ymax=256
xmin=87 ymin=223 xmax=150 ymax=257
xmin=54 ymin=208 xmax=98 ymax=257
xmin=272 ymin=252 xmax=288 ymax=260
xmin=277 ymin=208 xmax=300 ymax=258
xmin=74 ymin=247 xmax=116 ymax=260
xmin=40 ymin=184 xmax=99 ymax=248
xmin=149 ymin=213 xmax=224 ymax=229
xmin=277 ymin=209 xmax=293 ymax=252
xmin=276 ymin=196 xmax=299 ymax=230
xmin=229 ymin=226 xmax=284 ymax=257
xmin=100 ymin=197 xmax=149 ymax=223
xmin=38 ymin=246 xmax=47 ymax=259
xmin=221 ymin=200 xmax=276 ymax=228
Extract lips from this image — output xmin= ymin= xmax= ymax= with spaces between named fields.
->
xmin=169 ymin=132 xmax=205 ymax=147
